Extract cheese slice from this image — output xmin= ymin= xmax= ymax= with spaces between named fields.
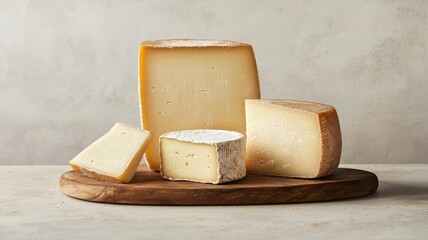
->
xmin=245 ymin=99 xmax=342 ymax=178
xmin=69 ymin=122 xmax=152 ymax=183
xmin=139 ymin=39 xmax=260 ymax=171
xmin=160 ymin=129 xmax=246 ymax=184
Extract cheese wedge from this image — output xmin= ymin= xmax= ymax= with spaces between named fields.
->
xmin=139 ymin=39 xmax=260 ymax=171
xmin=245 ymin=99 xmax=342 ymax=178
xmin=160 ymin=129 xmax=246 ymax=184
xmin=69 ymin=122 xmax=152 ymax=183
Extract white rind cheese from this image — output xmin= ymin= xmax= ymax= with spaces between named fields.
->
xmin=245 ymin=99 xmax=342 ymax=178
xmin=139 ymin=39 xmax=260 ymax=171
xmin=69 ymin=122 xmax=152 ymax=183
xmin=160 ymin=129 xmax=246 ymax=184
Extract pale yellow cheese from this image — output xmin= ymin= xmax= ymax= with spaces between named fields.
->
xmin=245 ymin=100 xmax=342 ymax=178
xmin=160 ymin=129 xmax=246 ymax=184
xmin=139 ymin=39 xmax=260 ymax=171
xmin=69 ymin=123 xmax=152 ymax=183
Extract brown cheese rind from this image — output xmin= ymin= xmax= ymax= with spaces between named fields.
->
xmin=141 ymin=39 xmax=250 ymax=48
xmin=261 ymin=99 xmax=333 ymax=113
xmin=316 ymin=107 xmax=342 ymax=178
xmin=70 ymin=164 xmax=123 ymax=183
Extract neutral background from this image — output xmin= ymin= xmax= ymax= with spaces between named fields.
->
xmin=0 ymin=0 xmax=427 ymax=165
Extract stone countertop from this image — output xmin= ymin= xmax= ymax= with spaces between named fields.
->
xmin=0 ymin=164 xmax=427 ymax=240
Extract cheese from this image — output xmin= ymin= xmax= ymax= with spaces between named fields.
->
xmin=139 ymin=39 xmax=260 ymax=171
xmin=245 ymin=100 xmax=342 ymax=178
xmin=160 ymin=129 xmax=246 ymax=184
xmin=69 ymin=123 xmax=152 ymax=183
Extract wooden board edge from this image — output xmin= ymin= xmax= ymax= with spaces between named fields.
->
xmin=59 ymin=169 xmax=379 ymax=205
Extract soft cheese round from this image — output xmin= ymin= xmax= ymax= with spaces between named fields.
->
xmin=160 ymin=129 xmax=244 ymax=144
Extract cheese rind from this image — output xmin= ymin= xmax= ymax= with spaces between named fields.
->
xmin=69 ymin=123 xmax=152 ymax=183
xmin=245 ymin=99 xmax=342 ymax=178
xmin=139 ymin=39 xmax=260 ymax=171
xmin=160 ymin=129 xmax=246 ymax=184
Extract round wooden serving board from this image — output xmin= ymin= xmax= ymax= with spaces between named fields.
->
xmin=59 ymin=166 xmax=378 ymax=205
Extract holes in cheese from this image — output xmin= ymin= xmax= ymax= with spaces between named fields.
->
xmin=69 ymin=123 xmax=152 ymax=183
xmin=160 ymin=129 xmax=246 ymax=184
xmin=139 ymin=39 xmax=260 ymax=171
xmin=245 ymin=99 xmax=342 ymax=178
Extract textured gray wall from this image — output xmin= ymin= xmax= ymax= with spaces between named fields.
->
xmin=1 ymin=0 xmax=427 ymax=165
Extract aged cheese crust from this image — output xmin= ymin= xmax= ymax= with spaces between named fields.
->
xmin=316 ymin=106 xmax=342 ymax=177
xmin=141 ymin=39 xmax=250 ymax=48
xmin=159 ymin=129 xmax=246 ymax=184
xmin=70 ymin=164 xmax=122 ymax=183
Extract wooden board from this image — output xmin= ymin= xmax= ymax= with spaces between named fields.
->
xmin=59 ymin=166 xmax=378 ymax=205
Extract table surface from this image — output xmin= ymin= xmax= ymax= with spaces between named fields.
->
xmin=1 ymin=164 xmax=427 ymax=240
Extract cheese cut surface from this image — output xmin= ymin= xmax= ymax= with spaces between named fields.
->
xmin=139 ymin=39 xmax=260 ymax=171
xmin=160 ymin=129 xmax=246 ymax=184
xmin=69 ymin=123 xmax=152 ymax=183
xmin=245 ymin=100 xmax=342 ymax=178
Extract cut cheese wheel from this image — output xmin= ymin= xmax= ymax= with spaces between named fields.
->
xmin=245 ymin=99 xmax=342 ymax=178
xmin=139 ymin=39 xmax=260 ymax=171
xmin=160 ymin=129 xmax=246 ymax=184
xmin=69 ymin=123 xmax=152 ymax=183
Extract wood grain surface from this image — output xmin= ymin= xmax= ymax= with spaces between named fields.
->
xmin=59 ymin=165 xmax=378 ymax=205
